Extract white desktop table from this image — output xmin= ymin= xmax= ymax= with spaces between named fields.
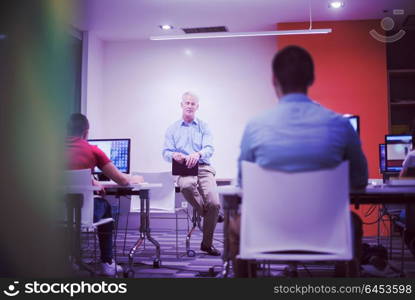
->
xmin=103 ymin=183 xmax=162 ymax=276
xmin=65 ymin=182 xmax=162 ymax=277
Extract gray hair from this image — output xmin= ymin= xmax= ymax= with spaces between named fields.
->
xmin=181 ymin=91 xmax=199 ymax=103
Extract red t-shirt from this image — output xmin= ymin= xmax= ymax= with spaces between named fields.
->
xmin=66 ymin=137 xmax=111 ymax=171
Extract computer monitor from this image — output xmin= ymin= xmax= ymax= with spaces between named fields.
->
xmin=379 ymin=144 xmax=386 ymax=173
xmin=88 ymin=138 xmax=131 ymax=174
xmin=344 ymin=115 xmax=360 ymax=135
xmin=385 ymin=135 xmax=412 ymax=172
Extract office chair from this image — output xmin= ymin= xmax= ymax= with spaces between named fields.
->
xmin=64 ymin=169 xmax=116 ymax=276
xmin=239 ymin=161 xmax=353 ymax=277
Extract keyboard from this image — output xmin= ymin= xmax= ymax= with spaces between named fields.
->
xmin=97 ymin=181 xmax=150 ymax=188
xmin=387 ymin=179 xmax=415 ymax=187
xmin=97 ymin=180 xmax=118 ymax=187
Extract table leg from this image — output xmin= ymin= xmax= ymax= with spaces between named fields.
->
xmin=406 ymin=203 xmax=415 ymax=232
xmin=220 ymin=194 xmax=241 ymax=278
xmin=221 ymin=206 xmax=230 ymax=277
xmin=65 ymin=196 xmax=75 ymax=263
xmin=126 ymin=192 xmax=147 ymax=276
xmin=403 ymin=202 xmax=415 ymax=276
xmin=140 ymin=189 xmax=161 ymax=268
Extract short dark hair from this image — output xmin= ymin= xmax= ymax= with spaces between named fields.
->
xmin=67 ymin=113 xmax=89 ymax=137
xmin=272 ymin=45 xmax=314 ymax=94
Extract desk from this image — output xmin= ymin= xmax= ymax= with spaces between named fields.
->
xmin=104 ymin=183 xmax=162 ymax=276
xmin=65 ymin=183 xmax=162 ymax=277
xmin=351 ymin=186 xmax=415 ymax=233
xmin=218 ymin=185 xmax=415 ymax=277
xmin=351 ymin=186 xmax=415 ymax=269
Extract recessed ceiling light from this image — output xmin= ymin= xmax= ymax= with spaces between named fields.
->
xmin=329 ymin=1 xmax=344 ymax=9
xmin=160 ymin=25 xmax=173 ymax=30
xmin=184 ymin=49 xmax=193 ymax=56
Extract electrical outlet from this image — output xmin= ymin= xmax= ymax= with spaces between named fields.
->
xmin=181 ymin=201 xmax=188 ymax=208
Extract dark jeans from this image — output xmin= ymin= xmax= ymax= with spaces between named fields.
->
xmin=93 ymin=197 xmax=113 ymax=263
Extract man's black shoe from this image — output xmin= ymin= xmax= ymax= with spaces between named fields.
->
xmin=217 ymin=213 xmax=224 ymax=223
xmin=201 ymin=243 xmax=221 ymax=256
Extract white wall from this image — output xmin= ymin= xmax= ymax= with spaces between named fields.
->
xmin=84 ymin=32 xmax=105 ymax=137
xmin=88 ymin=36 xmax=277 ymax=178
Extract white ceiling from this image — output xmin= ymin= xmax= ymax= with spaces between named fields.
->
xmin=73 ymin=0 xmax=415 ymax=40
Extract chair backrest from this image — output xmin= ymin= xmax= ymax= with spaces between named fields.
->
xmin=131 ymin=171 xmax=176 ymax=213
xmin=240 ymin=161 xmax=352 ymax=261
xmin=64 ymin=169 xmax=95 ymax=227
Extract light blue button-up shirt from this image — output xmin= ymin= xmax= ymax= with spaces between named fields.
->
xmin=163 ymin=118 xmax=214 ymax=164
xmin=238 ymin=93 xmax=368 ymax=188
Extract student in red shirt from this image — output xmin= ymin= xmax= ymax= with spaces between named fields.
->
xmin=66 ymin=113 xmax=143 ymax=276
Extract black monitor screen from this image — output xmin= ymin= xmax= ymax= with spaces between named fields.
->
xmin=379 ymin=144 xmax=386 ymax=173
xmin=344 ymin=115 xmax=360 ymax=136
xmin=88 ymin=139 xmax=130 ymax=174
xmin=385 ymin=135 xmax=412 ymax=172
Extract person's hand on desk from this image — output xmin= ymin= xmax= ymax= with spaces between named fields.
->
xmin=129 ymin=175 xmax=145 ymax=185
xmin=185 ymin=152 xmax=200 ymax=168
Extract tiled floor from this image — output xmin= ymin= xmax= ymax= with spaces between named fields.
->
xmin=78 ymin=229 xmax=415 ymax=278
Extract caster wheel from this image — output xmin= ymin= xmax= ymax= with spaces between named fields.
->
xmin=153 ymin=259 xmax=161 ymax=268
xmin=187 ymin=250 xmax=196 ymax=257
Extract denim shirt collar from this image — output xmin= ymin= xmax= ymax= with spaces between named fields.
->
xmin=181 ymin=118 xmax=199 ymax=126
xmin=279 ymin=93 xmax=311 ymax=104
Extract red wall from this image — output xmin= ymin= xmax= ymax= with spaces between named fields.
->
xmin=277 ymin=20 xmax=389 ymax=236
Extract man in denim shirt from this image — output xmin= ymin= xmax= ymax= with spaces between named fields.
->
xmin=163 ymin=92 xmax=223 ymax=256
xmin=232 ymin=46 xmax=368 ymax=277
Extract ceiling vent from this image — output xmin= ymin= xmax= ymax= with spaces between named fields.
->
xmin=182 ymin=26 xmax=228 ymax=34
